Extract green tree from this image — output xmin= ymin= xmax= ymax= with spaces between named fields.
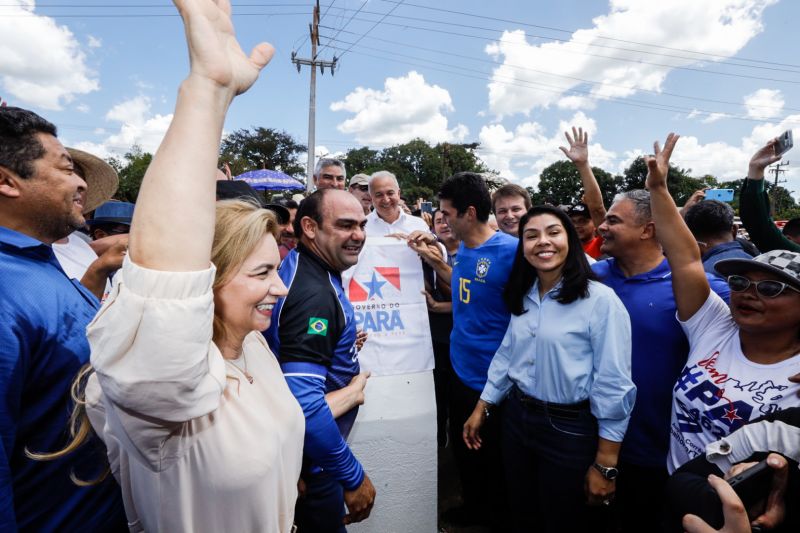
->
xmin=536 ymin=160 xmax=622 ymax=206
xmin=622 ymin=157 xmax=712 ymax=205
xmin=343 ymin=138 xmax=489 ymax=201
xmin=341 ymin=146 xmax=382 ymax=177
xmin=107 ymin=145 xmax=152 ymax=203
xmin=219 ymin=127 xmax=306 ymax=179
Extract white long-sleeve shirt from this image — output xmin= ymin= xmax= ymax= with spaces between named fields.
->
xmin=85 ymin=257 xmax=305 ymax=532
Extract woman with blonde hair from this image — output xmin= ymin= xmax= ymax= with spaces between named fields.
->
xmin=38 ymin=2 xmax=314 ymax=531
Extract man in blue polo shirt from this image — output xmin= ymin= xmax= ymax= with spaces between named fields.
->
xmin=593 ymin=189 xmax=729 ymax=533
xmin=0 ymin=107 xmax=125 ymax=530
xmin=436 ymin=172 xmax=517 ymax=528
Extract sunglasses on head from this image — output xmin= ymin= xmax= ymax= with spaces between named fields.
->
xmin=727 ymin=274 xmax=800 ymax=298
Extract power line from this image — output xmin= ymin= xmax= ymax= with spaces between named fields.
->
xmin=320 ymin=28 xmax=798 ymax=114
xmin=315 ymin=0 xmax=368 ymax=57
xmin=323 ymin=42 xmax=800 ymax=125
xmin=0 ymin=11 xmax=308 ymax=18
xmin=332 ymin=0 xmax=405 ymax=59
xmin=370 ymin=0 xmax=800 ymax=70
xmin=315 ymin=7 xmax=800 ymax=79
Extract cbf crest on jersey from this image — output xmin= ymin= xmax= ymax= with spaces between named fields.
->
xmin=343 ymin=237 xmax=434 ymax=376
xmin=476 ymin=257 xmax=491 ymax=280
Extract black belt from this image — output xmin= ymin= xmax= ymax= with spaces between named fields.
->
xmin=512 ymin=386 xmax=590 ymax=420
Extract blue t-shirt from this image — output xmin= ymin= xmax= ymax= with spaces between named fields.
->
xmin=450 ymin=231 xmax=518 ymax=391
xmin=592 ymin=257 xmax=730 ymax=468
xmin=0 ymin=227 xmax=125 ymax=531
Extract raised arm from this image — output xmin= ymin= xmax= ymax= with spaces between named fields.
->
xmin=740 ymin=139 xmax=799 ymax=253
xmin=645 ymin=133 xmax=709 ymax=321
xmin=560 ymin=126 xmax=606 ymax=227
xmin=128 ymin=0 xmax=274 ymax=271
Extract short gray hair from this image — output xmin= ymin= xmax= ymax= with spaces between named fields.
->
xmin=314 ymin=157 xmax=346 ymax=179
xmin=613 ymin=189 xmax=652 ymax=224
xmin=369 ymin=170 xmax=399 ymax=190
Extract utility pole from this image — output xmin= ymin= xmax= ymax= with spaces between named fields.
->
xmin=768 ymin=160 xmax=789 ymax=216
xmin=292 ymin=0 xmax=337 ymax=193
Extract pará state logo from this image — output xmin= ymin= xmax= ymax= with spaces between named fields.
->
xmin=476 ymin=257 xmax=491 ymax=279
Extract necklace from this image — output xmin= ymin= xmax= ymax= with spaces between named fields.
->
xmin=229 ymin=354 xmax=254 ymax=384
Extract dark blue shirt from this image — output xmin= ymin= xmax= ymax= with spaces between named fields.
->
xmin=701 ymin=241 xmax=753 ymax=277
xmin=0 ymin=227 xmax=124 ymax=532
xmin=592 ymin=258 xmax=730 ymax=469
xmin=265 ymin=244 xmax=363 ymax=490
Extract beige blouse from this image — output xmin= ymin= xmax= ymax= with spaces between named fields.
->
xmin=85 ymin=257 xmax=305 ymax=532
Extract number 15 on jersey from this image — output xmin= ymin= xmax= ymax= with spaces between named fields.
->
xmin=459 ymin=278 xmax=471 ymax=304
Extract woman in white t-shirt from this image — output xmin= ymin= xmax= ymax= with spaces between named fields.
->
xmin=644 ymin=133 xmax=800 ymax=474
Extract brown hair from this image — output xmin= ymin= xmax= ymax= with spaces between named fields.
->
xmin=492 ymin=184 xmax=532 ymax=212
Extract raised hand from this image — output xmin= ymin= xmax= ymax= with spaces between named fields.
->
xmin=174 ymin=0 xmax=274 ymax=96
xmin=748 ymin=138 xmax=782 ymax=181
xmin=559 ymin=126 xmax=589 ymax=166
xmin=644 ymin=133 xmax=679 ymax=191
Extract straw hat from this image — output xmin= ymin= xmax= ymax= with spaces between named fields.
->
xmin=67 ymin=148 xmax=119 ymax=214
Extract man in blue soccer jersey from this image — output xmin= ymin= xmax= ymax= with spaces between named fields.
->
xmin=265 ymin=189 xmax=375 ymax=532
xmin=412 ymin=172 xmax=517 ymax=528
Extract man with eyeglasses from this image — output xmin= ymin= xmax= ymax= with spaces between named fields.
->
xmin=348 ymin=173 xmax=372 ymax=215
xmin=313 ymin=157 xmax=347 ymax=191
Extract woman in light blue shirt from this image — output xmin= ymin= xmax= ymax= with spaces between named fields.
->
xmin=463 ymin=205 xmax=636 ymax=533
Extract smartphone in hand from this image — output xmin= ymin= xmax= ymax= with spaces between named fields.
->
xmin=727 ymin=459 xmax=773 ymax=510
xmin=774 ymin=130 xmax=793 ymax=157
xmin=704 ymin=189 xmax=734 ymax=202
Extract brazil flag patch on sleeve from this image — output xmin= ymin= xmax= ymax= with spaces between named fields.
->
xmin=307 ymin=317 xmax=329 ymax=336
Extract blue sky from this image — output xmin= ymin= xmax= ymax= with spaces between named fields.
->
xmin=2 ymin=0 xmax=799 ymax=198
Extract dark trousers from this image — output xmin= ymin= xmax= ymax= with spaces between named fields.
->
xmin=613 ymin=461 xmax=670 ymax=533
xmin=447 ymin=366 xmax=507 ymax=529
xmin=294 ymin=470 xmax=346 ymax=533
xmin=501 ymin=388 xmax=604 ymax=533
xmin=432 ymin=339 xmax=452 ymax=447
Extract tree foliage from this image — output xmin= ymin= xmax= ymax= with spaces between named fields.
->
xmin=341 ymin=139 xmax=489 ymax=201
xmin=107 ymin=145 xmax=152 ymax=203
xmin=219 ymin=127 xmax=306 ymax=179
xmin=534 ymin=160 xmax=623 ymax=206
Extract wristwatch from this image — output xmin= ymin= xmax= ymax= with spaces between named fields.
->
xmin=592 ymin=462 xmax=619 ymax=481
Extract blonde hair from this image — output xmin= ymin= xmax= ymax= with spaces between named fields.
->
xmin=211 ymin=199 xmax=280 ymax=342
xmin=28 ymin=199 xmax=280 ymax=483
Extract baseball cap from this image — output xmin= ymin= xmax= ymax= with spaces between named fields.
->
xmin=715 ymin=250 xmax=800 ymax=291
xmin=566 ymin=203 xmax=591 ymax=218
xmin=349 ymin=173 xmax=370 ymax=188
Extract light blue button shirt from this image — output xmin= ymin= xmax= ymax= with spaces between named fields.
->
xmin=481 ymin=279 xmax=637 ymax=442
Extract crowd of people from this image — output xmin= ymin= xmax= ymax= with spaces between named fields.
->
xmin=0 ymin=2 xmax=798 ymax=533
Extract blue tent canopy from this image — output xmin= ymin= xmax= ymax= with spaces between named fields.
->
xmin=235 ymin=169 xmax=304 ymax=191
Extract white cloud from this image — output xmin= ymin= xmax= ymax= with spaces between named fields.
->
xmin=743 ymin=88 xmax=784 ymax=119
xmin=0 ymin=2 xmax=98 ymax=109
xmin=485 ymin=0 xmax=777 ymax=117
xmin=66 ymin=96 xmax=172 ymax=159
xmin=668 ymin=114 xmax=800 ymax=183
xmin=688 ymin=109 xmax=729 ymax=123
xmin=330 ymin=71 xmax=468 ymax=145
xmin=87 ymin=35 xmax=102 ymax=49
xmin=476 ymin=112 xmax=617 ymax=187
xmin=103 ymin=96 xmax=172 ymax=154
xmin=475 ymin=112 xmax=800 ymax=199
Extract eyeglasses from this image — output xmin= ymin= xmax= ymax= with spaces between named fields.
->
xmin=727 ymin=274 xmax=800 ymax=298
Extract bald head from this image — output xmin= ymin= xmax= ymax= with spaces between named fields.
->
xmin=295 ymin=189 xmax=367 ymax=272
